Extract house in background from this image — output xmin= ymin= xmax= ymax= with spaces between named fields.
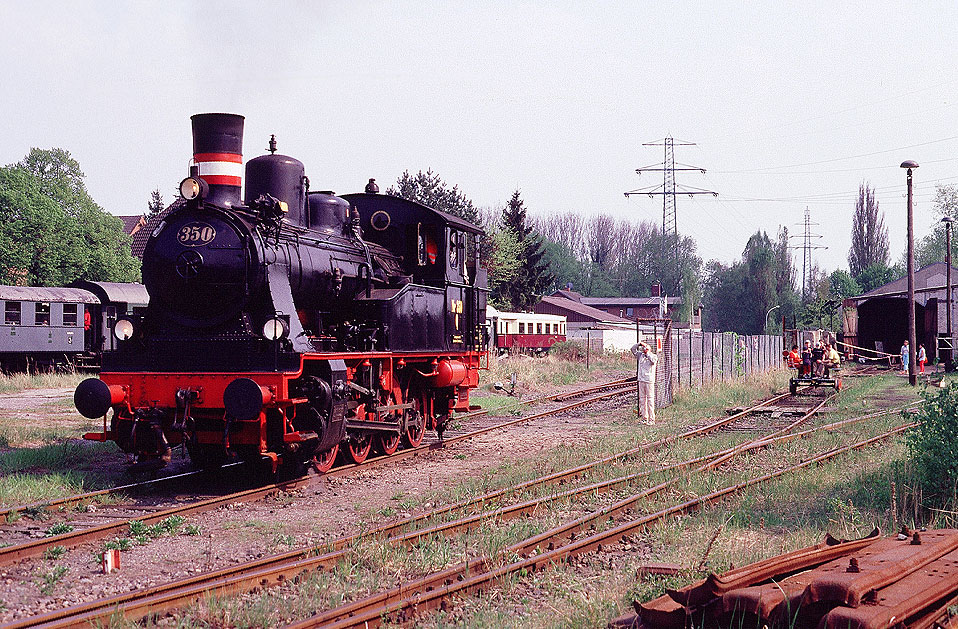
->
xmin=545 ymin=287 xmax=701 ymax=330
xmin=534 ymin=295 xmax=637 ymax=351
xmin=117 ymin=215 xmax=147 ymax=238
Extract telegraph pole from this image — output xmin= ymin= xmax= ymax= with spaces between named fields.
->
xmin=625 ymin=137 xmax=716 ymax=294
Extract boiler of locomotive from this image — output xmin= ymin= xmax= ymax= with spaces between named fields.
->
xmin=141 ymin=208 xmax=262 ymax=328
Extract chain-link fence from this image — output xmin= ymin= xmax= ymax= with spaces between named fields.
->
xmin=631 ymin=322 xmax=783 ymax=408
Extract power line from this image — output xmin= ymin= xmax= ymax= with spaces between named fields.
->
xmin=712 ymin=134 xmax=958 ymax=174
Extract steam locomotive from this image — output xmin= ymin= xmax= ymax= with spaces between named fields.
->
xmin=74 ymin=113 xmax=488 ymax=472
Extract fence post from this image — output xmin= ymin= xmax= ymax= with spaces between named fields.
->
xmin=676 ymin=332 xmax=681 ymax=391
xmin=710 ymin=333 xmax=715 ymax=383
xmin=689 ymin=332 xmax=693 ymax=389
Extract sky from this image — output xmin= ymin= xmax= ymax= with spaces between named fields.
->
xmin=2 ymin=1 xmax=957 ymax=276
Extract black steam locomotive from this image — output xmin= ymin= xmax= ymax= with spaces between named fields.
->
xmin=75 ymin=113 xmax=487 ymax=472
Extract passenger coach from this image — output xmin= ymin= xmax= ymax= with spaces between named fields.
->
xmin=487 ymin=306 xmax=566 ymax=354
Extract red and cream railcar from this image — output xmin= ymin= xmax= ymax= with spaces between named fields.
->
xmin=487 ymin=307 xmax=566 ymax=353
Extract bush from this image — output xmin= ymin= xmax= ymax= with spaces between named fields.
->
xmin=548 ymin=340 xmax=585 ymax=361
xmin=906 ymin=383 xmax=958 ymax=504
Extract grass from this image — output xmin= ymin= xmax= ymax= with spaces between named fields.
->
xmin=480 ymin=351 xmax=633 ymax=396
xmin=0 ymin=370 xmax=84 ymax=395
xmin=37 ymin=564 xmax=68 ymax=596
xmin=0 ymin=441 xmax=116 ymax=507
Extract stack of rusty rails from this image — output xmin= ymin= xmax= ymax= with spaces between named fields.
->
xmin=287 ymin=425 xmax=915 ymax=629
xmin=631 ymin=528 xmax=958 ymax=629
xmin=9 ymin=392 xmax=856 ymax=628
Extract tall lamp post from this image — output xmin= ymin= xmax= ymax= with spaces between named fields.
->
xmin=765 ymin=305 xmax=781 ymax=332
xmin=902 ymin=160 xmax=919 ymax=386
xmin=943 ymin=216 xmax=954 ymax=371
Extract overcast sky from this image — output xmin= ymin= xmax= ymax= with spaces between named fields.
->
xmin=2 ymin=2 xmax=957 ymax=274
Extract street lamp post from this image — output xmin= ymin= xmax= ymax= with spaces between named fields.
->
xmin=943 ymin=216 xmax=954 ymax=371
xmin=902 ymin=160 xmax=919 ymax=386
xmin=765 ymin=305 xmax=781 ymax=332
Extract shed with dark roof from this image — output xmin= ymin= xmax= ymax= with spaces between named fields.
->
xmin=842 ymin=262 xmax=957 ymax=363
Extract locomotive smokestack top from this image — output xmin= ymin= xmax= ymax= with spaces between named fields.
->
xmin=190 ymin=113 xmax=245 ymax=207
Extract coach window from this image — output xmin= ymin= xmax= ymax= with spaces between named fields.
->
xmin=537 ymin=323 xmax=542 ymax=334
xmin=63 ymin=304 xmax=78 ymax=327
xmin=35 ymin=302 xmax=50 ymax=326
xmin=518 ymin=322 xmax=524 ymax=334
xmin=5 ymin=302 xmax=20 ymax=326
xmin=627 ymin=307 xmax=634 ymax=317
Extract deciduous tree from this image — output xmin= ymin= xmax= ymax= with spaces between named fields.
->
xmin=0 ymin=148 xmax=140 ymax=285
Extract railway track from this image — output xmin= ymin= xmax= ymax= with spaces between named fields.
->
xmin=295 ymin=423 xmax=913 ymax=629
xmin=0 ymin=377 xmax=639 ymax=579
xmin=0 ymin=376 xmax=636 ymax=526
xmin=7 ymin=387 xmax=906 ymax=628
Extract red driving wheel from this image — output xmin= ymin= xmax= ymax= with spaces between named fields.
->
xmin=347 ymin=433 xmax=372 ymax=464
xmin=311 ymin=445 xmax=338 ymax=473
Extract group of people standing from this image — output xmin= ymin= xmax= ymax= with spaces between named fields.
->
xmin=900 ymin=340 xmax=928 ymax=374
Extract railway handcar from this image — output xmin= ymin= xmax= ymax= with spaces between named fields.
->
xmin=75 ymin=113 xmax=488 ymax=473
xmin=487 ymin=307 xmax=566 ymax=353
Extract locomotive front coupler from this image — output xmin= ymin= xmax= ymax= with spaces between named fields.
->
xmin=172 ymin=388 xmax=200 ymax=432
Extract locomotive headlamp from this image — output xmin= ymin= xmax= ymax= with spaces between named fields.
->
xmin=179 ymin=176 xmax=208 ymax=201
xmin=113 ymin=318 xmax=135 ymax=341
xmin=262 ymin=317 xmax=289 ymax=341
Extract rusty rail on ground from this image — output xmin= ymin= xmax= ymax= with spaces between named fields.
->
xmin=297 ymin=424 xmax=913 ymax=629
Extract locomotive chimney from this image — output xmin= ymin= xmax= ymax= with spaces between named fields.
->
xmin=190 ymin=113 xmax=245 ymax=207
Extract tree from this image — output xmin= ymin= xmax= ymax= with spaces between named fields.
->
xmin=486 ymin=228 xmax=522 ymax=309
xmin=491 ymin=191 xmax=554 ymax=310
xmin=848 ymin=182 xmax=889 ymax=277
xmin=914 ymin=184 xmax=958 ymax=268
xmin=0 ymin=148 xmax=140 ymax=285
xmin=147 ymin=188 xmax=165 ymax=218
xmin=702 ymin=229 xmax=799 ymax=334
xmin=386 ymin=169 xmax=479 ymax=224
xmin=855 ymin=263 xmax=896 ymax=293
xmin=828 ymin=269 xmax=861 ymax=300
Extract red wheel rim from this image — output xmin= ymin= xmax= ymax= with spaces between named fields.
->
xmin=312 ymin=444 xmax=338 ymax=473
xmin=347 ymin=434 xmax=372 ymax=464
xmin=402 ymin=413 xmax=425 ymax=448
xmin=376 ymin=433 xmax=400 ymax=455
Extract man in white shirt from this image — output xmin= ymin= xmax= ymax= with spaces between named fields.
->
xmin=630 ymin=341 xmax=658 ymax=425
